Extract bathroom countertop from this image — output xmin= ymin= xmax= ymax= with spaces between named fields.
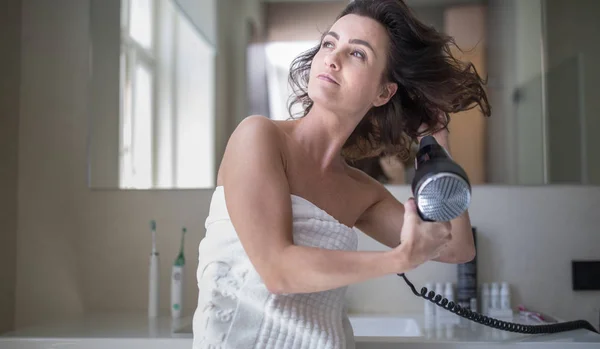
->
xmin=1 ymin=312 xmax=599 ymax=348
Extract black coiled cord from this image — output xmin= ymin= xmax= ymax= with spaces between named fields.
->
xmin=397 ymin=273 xmax=599 ymax=334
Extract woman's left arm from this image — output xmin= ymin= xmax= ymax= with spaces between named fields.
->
xmin=355 ymin=128 xmax=476 ymax=264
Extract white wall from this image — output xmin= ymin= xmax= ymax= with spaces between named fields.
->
xmin=0 ymin=0 xmax=20 ymax=334
xmin=16 ymin=0 xmax=87 ymax=327
xmin=11 ymin=0 xmax=600 ymax=332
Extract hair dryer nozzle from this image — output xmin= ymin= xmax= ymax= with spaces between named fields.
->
xmin=412 ymin=136 xmax=471 ymax=222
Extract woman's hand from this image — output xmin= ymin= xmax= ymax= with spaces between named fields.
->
xmin=391 ymin=198 xmax=452 ymax=270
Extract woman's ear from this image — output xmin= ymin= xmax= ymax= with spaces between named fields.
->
xmin=373 ymin=82 xmax=398 ymax=107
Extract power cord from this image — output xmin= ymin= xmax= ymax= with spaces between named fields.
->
xmin=397 ymin=273 xmax=599 ymax=334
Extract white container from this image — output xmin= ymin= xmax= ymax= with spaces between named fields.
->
xmin=490 ymin=282 xmax=500 ymax=310
xmin=444 ymin=282 xmax=454 ymax=302
xmin=469 ymin=298 xmax=478 ymax=313
xmin=481 ymin=283 xmax=490 ymax=315
xmin=500 ymin=282 xmax=511 ymax=310
xmin=171 ymin=265 xmax=184 ymax=318
xmin=424 ymin=282 xmax=436 ymax=318
xmin=148 ymin=252 xmax=160 ymax=318
xmin=435 ymin=283 xmax=444 ymax=296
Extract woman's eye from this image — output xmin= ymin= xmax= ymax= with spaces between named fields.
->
xmin=322 ymin=41 xmax=334 ymax=49
xmin=352 ymin=51 xmax=366 ymax=60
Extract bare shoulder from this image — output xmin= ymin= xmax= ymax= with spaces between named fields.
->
xmin=231 ymin=115 xmax=284 ymax=142
xmin=225 ymin=115 xmax=288 ymax=158
xmin=217 ymin=115 xmax=287 ymax=186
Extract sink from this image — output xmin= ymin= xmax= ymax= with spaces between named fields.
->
xmin=349 ymin=315 xmax=422 ymax=337
xmin=173 ymin=314 xmax=422 ymax=338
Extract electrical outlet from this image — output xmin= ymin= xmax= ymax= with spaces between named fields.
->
xmin=571 ymin=260 xmax=600 ymax=291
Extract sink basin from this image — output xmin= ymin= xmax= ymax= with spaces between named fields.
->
xmin=349 ymin=315 xmax=422 ymax=337
xmin=173 ymin=314 xmax=422 ymax=337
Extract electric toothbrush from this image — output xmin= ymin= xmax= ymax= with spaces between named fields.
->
xmin=148 ymin=220 xmax=160 ymax=318
xmin=171 ymin=227 xmax=186 ymax=318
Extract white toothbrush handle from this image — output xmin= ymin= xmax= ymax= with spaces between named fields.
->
xmin=171 ymin=265 xmax=184 ymax=318
xmin=148 ymin=253 xmax=160 ymax=318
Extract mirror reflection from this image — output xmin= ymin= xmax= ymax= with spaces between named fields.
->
xmin=87 ymin=0 xmax=600 ymax=189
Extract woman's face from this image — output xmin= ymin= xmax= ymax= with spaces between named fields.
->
xmin=308 ymin=14 xmax=397 ymax=117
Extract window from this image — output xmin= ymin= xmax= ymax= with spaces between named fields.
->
xmin=119 ymin=0 xmax=215 ymax=189
xmin=264 ymin=41 xmax=318 ymax=121
xmin=120 ymin=0 xmax=155 ymax=189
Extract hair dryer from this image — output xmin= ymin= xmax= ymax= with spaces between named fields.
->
xmin=411 ymin=135 xmax=471 ymax=222
xmin=398 ymin=136 xmax=599 ymax=335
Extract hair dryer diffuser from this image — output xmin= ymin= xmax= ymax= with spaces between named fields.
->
xmin=411 ymin=135 xmax=471 ymax=222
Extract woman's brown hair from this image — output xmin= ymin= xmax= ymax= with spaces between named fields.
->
xmin=287 ymin=0 xmax=491 ymax=162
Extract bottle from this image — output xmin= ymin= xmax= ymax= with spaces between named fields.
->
xmin=435 ymin=282 xmax=444 ymax=299
xmin=490 ymin=282 xmax=500 ymax=310
xmin=444 ymin=282 xmax=454 ymax=302
xmin=470 ymin=298 xmax=478 ymax=313
xmin=457 ymin=228 xmax=477 ymax=310
xmin=481 ymin=283 xmax=490 ymax=315
xmin=500 ymin=282 xmax=511 ymax=310
xmin=424 ymin=282 xmax=435 ymax=318
xmin=171 ymin=227 xmax=187 ymax=318
xmin=148 ymin=220 xmax=160 ymax=318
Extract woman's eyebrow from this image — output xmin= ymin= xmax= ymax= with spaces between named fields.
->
xmin=325 ymin=31 xmax=377 ymax=58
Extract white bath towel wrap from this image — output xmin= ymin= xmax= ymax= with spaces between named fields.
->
xmin=192 ymin=186 xmax=359 ymax=349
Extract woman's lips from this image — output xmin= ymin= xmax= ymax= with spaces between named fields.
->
xmin=317 ymin=73 xmax=339 ymax=85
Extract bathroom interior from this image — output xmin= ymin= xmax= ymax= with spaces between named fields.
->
xmin=1 ymin=0 xmax=600 ymax=347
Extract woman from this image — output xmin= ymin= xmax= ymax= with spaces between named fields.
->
xmin=193 ymin=0 xmax=490 ymax=348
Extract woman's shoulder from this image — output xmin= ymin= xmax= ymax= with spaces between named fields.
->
xmin=234 ymin=115 xmax=282 ymax=135
xmin=225 ymin=115 xmax=294 ymax=166
xmin=217 ymin=115 xmax=290 ymax=186
xmin=228 ymin=115 xmax=288 ymax=148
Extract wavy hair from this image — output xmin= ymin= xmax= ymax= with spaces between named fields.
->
xmin=287 ymin=0 xmax=491 ymax=161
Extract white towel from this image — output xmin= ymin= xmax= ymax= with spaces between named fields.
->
xmin=193 ymin=186 xmax=359 ymax=349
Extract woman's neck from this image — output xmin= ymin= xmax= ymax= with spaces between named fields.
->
xmin=290 ymin=105 xmax=361 ymax=171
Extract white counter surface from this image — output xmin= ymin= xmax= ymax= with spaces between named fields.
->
xmin=1 ymin=312 xmax=599 ymax=348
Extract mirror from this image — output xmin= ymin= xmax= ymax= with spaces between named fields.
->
xmin=88 ymin=0 xmax=217 ymax=189
xmin=87 ymin=0 xmax=600 ymax=190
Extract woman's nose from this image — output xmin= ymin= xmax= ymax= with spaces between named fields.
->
xmin=324 ymin=52 xmax=340 ymax=70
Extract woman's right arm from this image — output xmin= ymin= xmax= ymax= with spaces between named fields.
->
xmin=221 ymin=116 xmax=446 ymax=294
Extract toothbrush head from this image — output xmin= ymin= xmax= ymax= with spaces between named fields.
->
xmin=150 ymin=220 xmax=156 ymax=231
xmin=182 ymin=227 xmax=187 ymax=234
